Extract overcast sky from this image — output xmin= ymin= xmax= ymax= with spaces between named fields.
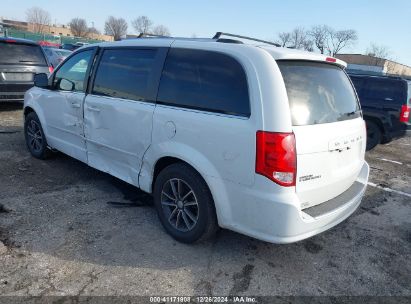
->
xmin=2 ymin=0 xmax=411 ymax=66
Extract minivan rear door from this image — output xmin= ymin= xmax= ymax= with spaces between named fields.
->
xmin=277 ymin=61 xmax=366 ymax=209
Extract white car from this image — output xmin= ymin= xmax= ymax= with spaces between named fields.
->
xmin=23 ymin=33 xmax=369 ymax=244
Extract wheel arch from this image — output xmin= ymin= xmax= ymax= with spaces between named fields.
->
xmin=23 ymin=106 xmax=35 ymax=117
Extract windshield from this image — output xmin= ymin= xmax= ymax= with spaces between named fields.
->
xmin=277 ymin=61 xmax=360 ymax=126
xmin=0 ymin=42 xmax=47 ymax=66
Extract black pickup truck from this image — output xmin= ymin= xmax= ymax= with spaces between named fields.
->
xmin=349 ymin=74 xmax=410 ymax=150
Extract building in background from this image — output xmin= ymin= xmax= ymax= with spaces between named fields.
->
xmin=336 ymin=54 xmax=411 ymax=78
xmin=0 ymin=18 xmax=113 ymax=41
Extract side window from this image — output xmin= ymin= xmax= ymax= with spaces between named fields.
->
xmin=365 ymin=79 xmax=403 ymax=102
xmin=53 ymin=50 xmax=93 ymax=92
xmin=157 ymin=48 xmax=250 ymax=117
xmin=92 ymin=49 xmax=158 ymax=101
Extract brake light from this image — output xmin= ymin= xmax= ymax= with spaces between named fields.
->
xmin=5 ymin=39 xmax=16 ymax=43
xmin=256 ymin=131 xmax=296 ymax=187
xmin=48 ymin=66 xmax=54 ymax=73
xmin=400 ymin=104 xmax=410 ymax=122
xmin=326 ymin=57 xmax=337 ymax=63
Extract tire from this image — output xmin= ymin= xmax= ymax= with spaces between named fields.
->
xmin=24 ymin=112 xmax=52 ymax=159
xmin=365 ymin=120 xmax=381 ymax=151
xmin=153 ymin=163 xmax=218 ymax=243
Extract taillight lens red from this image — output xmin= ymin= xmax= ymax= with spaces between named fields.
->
xmin=48 ymin=66 xmax=54 ymax=73
xmin=326 ymin=57 xmax=337 ymax=63
xmin=400 ymin=104 xmax=410 ymax=122
xmin=256 ymin=131 xmax=296 ymax=187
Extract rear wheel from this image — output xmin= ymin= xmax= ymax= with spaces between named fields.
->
xmin=365 ymin=120 xmax=381 ymax=151
xmin=24 ymin=112 xmax=51 ymax=159
xmin=153 ymin=163 xmax=218 ymax=243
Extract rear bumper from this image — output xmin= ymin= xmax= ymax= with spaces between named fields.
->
xmin=0 ymin=83 xmax=33 ymax=102
xmin=218 ymin=162 xmax=369 ymax=244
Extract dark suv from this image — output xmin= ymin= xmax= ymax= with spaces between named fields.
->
xmin=349 ymin=74 xmax=410 ymax=150
xmin=0 ymin=37 xmax=51 ymax=102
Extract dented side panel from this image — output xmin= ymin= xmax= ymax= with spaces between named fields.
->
xmin=84 ymin=95 xmax=155 ymax=187
xmin=32 ymin=89 xmax=88 ymax=163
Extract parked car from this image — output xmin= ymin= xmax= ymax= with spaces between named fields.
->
xmin=74 ymin=42 xmax=89 ymax=47
xmin=43 ymin=47 xmax=72 ymax=68
xmin=349 ymin=74 xmax=411 ymax=150
xmin=0 ymin=37 xmax=51 ymax=102
xmin=60 ymin=43 xmax=79 ymax=51
xmin=23 ymin=34 xmax=369 ymax=244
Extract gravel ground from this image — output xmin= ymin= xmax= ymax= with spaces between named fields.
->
xmin=0 ymin=102 xmax=410 ymax=298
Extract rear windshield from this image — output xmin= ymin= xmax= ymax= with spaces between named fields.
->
xmin=277 ymin=61 xmax=360 ymax=126
xmin=0 ymin=42 xmax=47 ymax=66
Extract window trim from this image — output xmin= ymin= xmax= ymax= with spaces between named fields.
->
xmin=88 ymin=46 xmax=168 ymax=103
xmin=156 ymin=48 xmax=251 ymax=118
xmin=50 ymin=47 xmax=98 ymax=93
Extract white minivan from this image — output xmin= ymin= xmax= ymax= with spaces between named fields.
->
xmin=23 ymin=33 xmax=369 ymax=244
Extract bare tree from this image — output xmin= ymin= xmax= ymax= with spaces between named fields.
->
xmin=88 ymin=27 xmax=101 ymax=35
xmin=365 ymin=43 xmax=390 ymax=60
xmin=69 ymin=18 xmax=89 ymax=38
xmin=26 ymin=7 xmax=51 ymax=34
xmin=309 ymin=25 xmax=330 ymax=54
xmin=326 ymin=29 xmax=358 ymax=56
xmin=276 ymin=32 xmax=291 ymax=47
xmin=104 ymin=16 xmax=128 ymax=41
xmin=152 ymin=25 xmax=170 ymax=36
xmin=290 ymin=27 xmax=308 ymax=49
xmin=132 ymin=16 xmax=153 ymax=34
xmin=276 ymin=28 xmax=312 ymax=51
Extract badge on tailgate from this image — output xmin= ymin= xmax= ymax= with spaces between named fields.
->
xmin=328 ymin=134 xmax=363 ymax=152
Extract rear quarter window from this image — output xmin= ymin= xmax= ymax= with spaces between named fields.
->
xmin=364 ymin=78 xmax=406 ymax=103
xmin=0 ymin=42 xmax=47 ymax=66
xmin=157 ymin=48 xmax=250 ymax=117
xmin=277 ymin=61 xmax=360 ymax=126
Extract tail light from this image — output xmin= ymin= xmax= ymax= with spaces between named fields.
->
xmin=256 ymin=131 xmax=296 ymax=187
xmin=400 ymin=104 xmax=410 ymax=122
xmin=326 ymin=57 xmax=337 ymax=63
xmin=48 ymin=66 xmax=54 ymax=73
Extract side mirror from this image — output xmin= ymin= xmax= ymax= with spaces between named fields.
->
xmin=59 ymin=78 xmax=75 ymax=91
xmin=33 ymin=73 xmax=49 ymax=88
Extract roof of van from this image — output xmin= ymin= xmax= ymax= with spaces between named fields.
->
xmin=87 ymin=37 xmax=347 ymax=68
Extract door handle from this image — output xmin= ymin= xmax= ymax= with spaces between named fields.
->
xmin=87 ymin=106 xmax=101 ymax=113
xmin=71 ymin=102 xmax=81 ymax=108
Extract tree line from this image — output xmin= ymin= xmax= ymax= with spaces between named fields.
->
xmin=275 ymin=25 xmax=358 ymax=56
xmin=24 ymin=7 xmax=171 ymax=40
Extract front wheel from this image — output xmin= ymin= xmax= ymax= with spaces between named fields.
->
xmin=153 ymin=163 xmax=218 ymax=243
xmin=24 ymin=112 xmax=51 ymax=159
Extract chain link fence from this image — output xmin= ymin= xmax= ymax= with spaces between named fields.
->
xmin=2 ymin=28 xmax=104 ymax=45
